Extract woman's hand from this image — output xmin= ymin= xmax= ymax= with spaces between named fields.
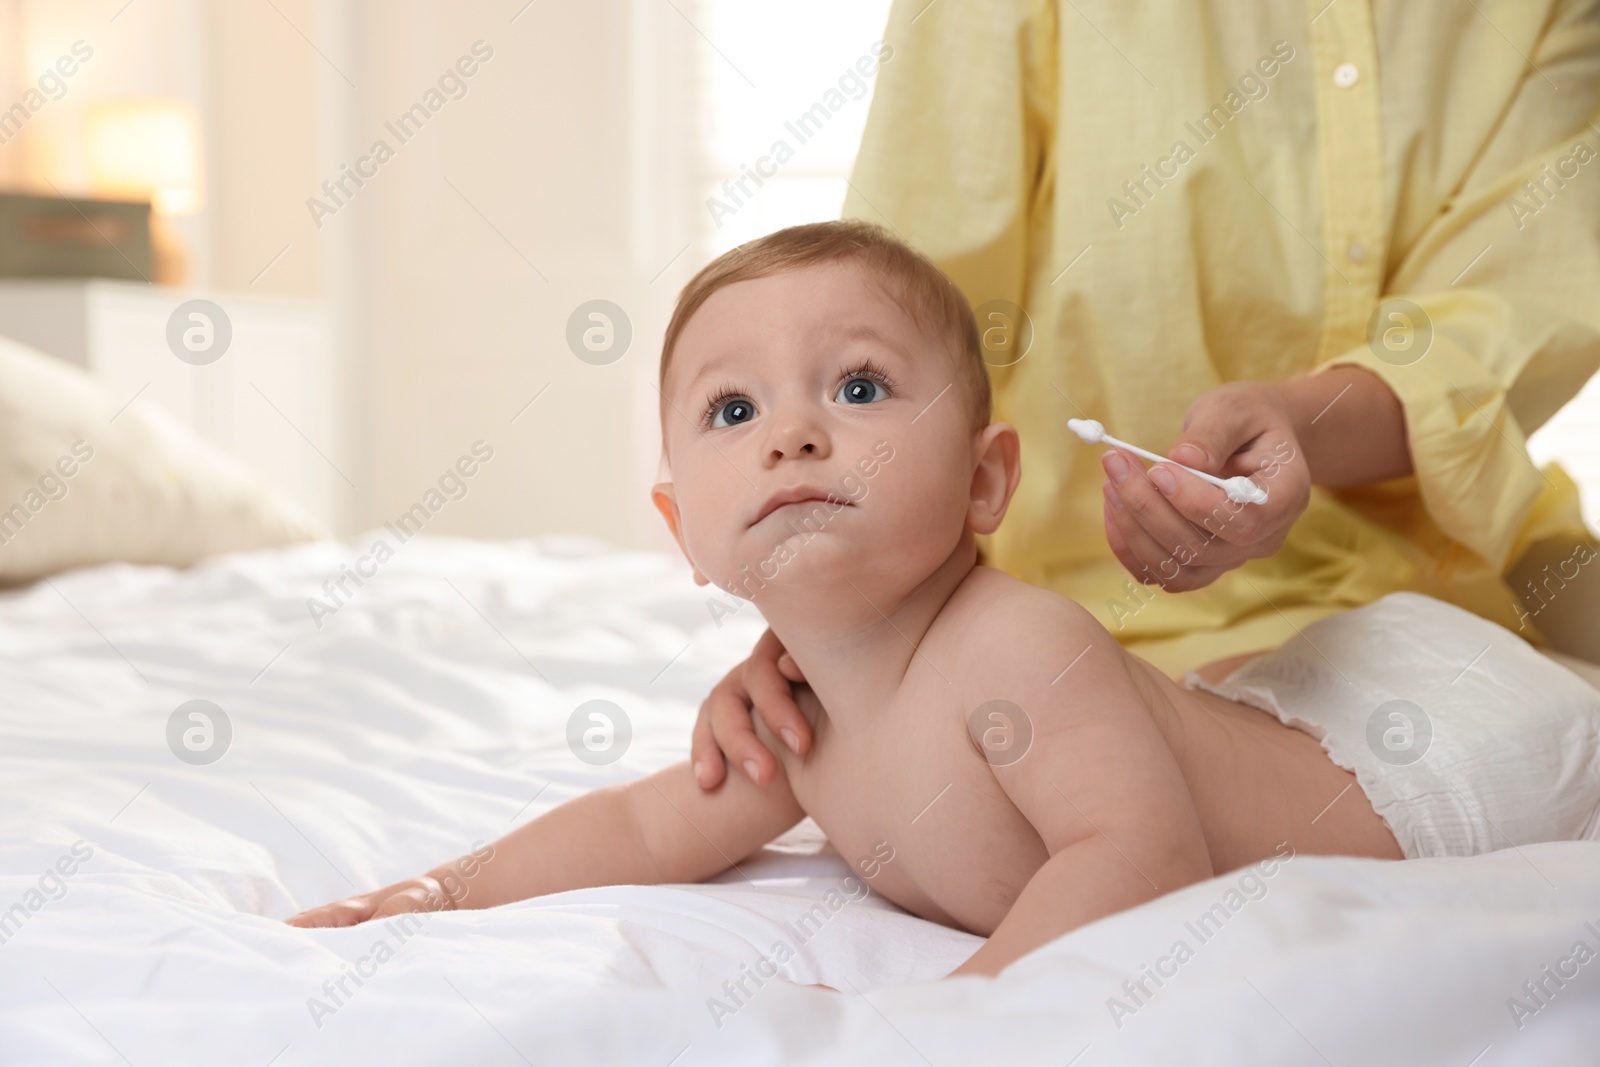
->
xmin=1099 ymin=366 xmax=1410 ymax=592
xmin=690 ymin=628 xmax=810 ymax=790
xmin=1100 ymin=380 xmax=1312 ymax=592
xmin=285 ymin=874 xmax=459 ymax=929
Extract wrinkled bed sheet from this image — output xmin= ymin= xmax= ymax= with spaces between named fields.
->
xmin=1 ymin=536 xmax=1596 ymax=1066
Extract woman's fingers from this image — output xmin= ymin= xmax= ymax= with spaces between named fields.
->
xmin=1142 ymin=461 xmax=1271 ymax=551
xmin=1104 ymin=487 xmax=1231 ymax=592
xmin=1097 ymin=387 xmax=1312 ymax=589
xmin=1149 ymin=447 xmax=1308 ymax=554
xmin=1172 ymin=382 xmax=1267 ymax=472
xmin=1102 ymin=448 xmax=1209 ymax=555
xmin=1163 ymin=382 xmax=1312 ymax=552
xmin=1102 ymin=451 xmax=1237 ymax=571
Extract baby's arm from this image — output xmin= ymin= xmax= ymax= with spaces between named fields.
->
xmin=948 ymin=596 xmax=1214 ymax=977
xmin=286 ymin=756 xmax=807 ymax=927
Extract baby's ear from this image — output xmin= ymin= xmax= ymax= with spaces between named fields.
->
xmin=651 ymin=482 xmax=711 ymax=586
xmin=967 ymin=422 xmax=1021 ymax=536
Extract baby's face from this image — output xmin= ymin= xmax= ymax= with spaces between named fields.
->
xmin=654 ymin=260 xmax=998 ymax=601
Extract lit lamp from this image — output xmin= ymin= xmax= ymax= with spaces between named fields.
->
xmin=84 ymin=99 xmax=202 ymax=286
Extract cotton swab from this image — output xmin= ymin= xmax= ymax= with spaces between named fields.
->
xmin=1068 ymin=418 xmax=1269 ymax=506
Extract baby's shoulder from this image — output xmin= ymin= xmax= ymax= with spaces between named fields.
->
xmin=935 ymin=567 xmax=1108 ymax=679
xmin=929 ymin=568 xmax=1140 ymax=777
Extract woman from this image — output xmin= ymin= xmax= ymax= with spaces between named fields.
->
xmin=692 ymin=0 xmax=1600 ymax=791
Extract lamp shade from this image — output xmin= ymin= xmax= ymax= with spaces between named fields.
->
xmin=84 ymin=99 xmax=203 ymax=215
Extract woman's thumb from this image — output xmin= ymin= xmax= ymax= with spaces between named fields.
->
xmin=1173 ymin=396 xmax=1254 ymax=474
xmin=1168 ymin=438 xmax=1214 ymax=472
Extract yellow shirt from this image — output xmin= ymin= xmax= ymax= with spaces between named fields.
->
xmin=842 ymin=0 xmax=1600 ymax=675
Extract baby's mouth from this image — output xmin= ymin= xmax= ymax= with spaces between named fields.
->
xmin=750 ymin=487 xmax=852 ymax=527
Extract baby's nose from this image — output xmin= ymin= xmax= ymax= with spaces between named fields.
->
xmin=766 ymin=414 xmax=830 ymax=461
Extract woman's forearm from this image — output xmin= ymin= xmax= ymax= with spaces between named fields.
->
xmin=1280 ymin=365 xmax=1412 ymax=487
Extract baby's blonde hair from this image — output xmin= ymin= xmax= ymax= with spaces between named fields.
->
xmin=658 ymin=219 xmax=991 ymax=437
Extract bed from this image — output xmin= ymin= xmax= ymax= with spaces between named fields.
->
xmin=2 ymin=534 xmax=1598 ymax=1066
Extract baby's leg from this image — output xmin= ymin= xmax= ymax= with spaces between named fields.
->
xmin=1188 ymin=648 xmax=1272 ymax=687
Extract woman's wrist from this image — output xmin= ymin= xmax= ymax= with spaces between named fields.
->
xmin=1278 ymin=365 xmax=1411 ymax=487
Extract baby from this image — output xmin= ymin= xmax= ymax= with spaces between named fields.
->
xmin=288 ymin=220 xmax=1600 ymax=979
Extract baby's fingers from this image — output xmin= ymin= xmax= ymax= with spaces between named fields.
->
xmin=285 ymin=895 xmax=379 ymax=928
xmin=369 ymin=879 xmax=451 ymax=920
xmin=745 ymin=635 xmax=810 ymax=758
xmin=708 ymin=677 xmax=780 ymax=786
xmin=690 ymin=690 xmax=729 ymax=791
xmin=776 ymin=651 xmax=805 ymax=683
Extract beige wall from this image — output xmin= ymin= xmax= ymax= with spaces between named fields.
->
xmin=330 ymin=0 xmax=694 ymax=552
xmin=204 ymin=0 xmax=321 ymax=297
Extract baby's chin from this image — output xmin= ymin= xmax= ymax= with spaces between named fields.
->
xmin=714 ymin=527 xmax=867 ymax=590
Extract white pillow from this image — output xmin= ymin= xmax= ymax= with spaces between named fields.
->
xmin=0 ymin=335 xmax=326 ymax=584
xmin=1545 ymin=649 xmax=1600 ymax=692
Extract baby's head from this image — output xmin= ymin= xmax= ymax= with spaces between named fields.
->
xmin=651 ymin=220 xmax=1019 ymax=604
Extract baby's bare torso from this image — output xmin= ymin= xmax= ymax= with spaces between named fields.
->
xmin=755 ymin=568 xmax=1401 ymax=937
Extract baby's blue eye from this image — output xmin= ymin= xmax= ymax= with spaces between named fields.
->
xmin=836 ymin=377 xmax=886 ymax=405
xmin=710 ymin=398 xmax=756 ymax=428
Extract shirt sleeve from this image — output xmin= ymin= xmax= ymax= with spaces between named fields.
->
xmin=1314 ymin=6 xmax=1600 ymax=572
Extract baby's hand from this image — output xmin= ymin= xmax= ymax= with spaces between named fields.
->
xmin=285 ymin=875 xmax=457 ymax=929
xmin=286 ymin=844 xmax=492 ymax=928
xmin=692 ymin=627 xmax=810 ymax=790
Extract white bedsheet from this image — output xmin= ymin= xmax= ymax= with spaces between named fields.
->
xmin=1 ymin=535 xmax=1597 ymax=1066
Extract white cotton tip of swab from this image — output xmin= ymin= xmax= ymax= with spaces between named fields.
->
xmin=1223 ymin=476 xmax=1269 ymax=505
xmin=1067 ymin=418 xmax=1106 ymax=444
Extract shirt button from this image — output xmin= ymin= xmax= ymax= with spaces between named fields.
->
xmin=1348 ymin=241 xmax=1367 ymax=263
xmin=1334 ymin=63 xmax=1359 ymax=88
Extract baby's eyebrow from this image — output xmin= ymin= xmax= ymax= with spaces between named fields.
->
xmin=822 ymin=322 xmax=913 ymax=364
xmin=681 ymin=355 xmax=740 ymax=399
